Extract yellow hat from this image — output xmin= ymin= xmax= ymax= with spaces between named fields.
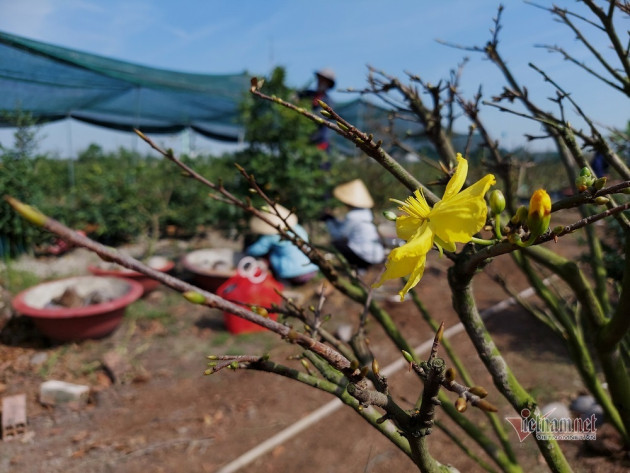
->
xmin=333 ymin=179 xmax=374 ymax=209
xmin=249 ymin=204 xmax=298 ymax=235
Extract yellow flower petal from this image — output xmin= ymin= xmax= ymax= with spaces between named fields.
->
xmin=398 ymin=257 xmax=427 ymax=301
xmin=434 ymin=234 xmax=456 ymax=253
xmin=375 ymin=223 xmax=433 ymax=287
xmin=430 ymin=174 xmax=496 ymax=244
xmin=396 ymin=215 xmax=422 ymax=241
xmin=528 ymin=189 xmax=551 ymax=219
xmin=441 ymin=154 xmax=467 ymax=201
xmin=375 ymin=155 xmax=495 ymax=297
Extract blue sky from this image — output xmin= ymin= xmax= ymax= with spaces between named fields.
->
xmin=0 ymin=0 xmax=627 ymax=156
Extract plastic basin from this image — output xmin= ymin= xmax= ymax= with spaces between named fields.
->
xmin=12 ymin=276 xmax=143 ymax=342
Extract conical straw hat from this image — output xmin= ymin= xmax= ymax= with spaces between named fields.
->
xmin=333 ymin=179 xmax=374 ymax=209
xmin=249 ymin=204 xmax=298 ymax=235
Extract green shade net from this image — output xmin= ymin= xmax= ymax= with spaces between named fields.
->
xmin=0 ymin=30 xmax=472 ymax=153
xmin=0 ymin=30 xmax=252 ymax=141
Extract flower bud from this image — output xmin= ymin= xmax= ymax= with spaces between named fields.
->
xmin=508 ymin=233 xmax=522 ymax=244
xmin=183 ymin=291 xmax=206 ymax=304
xmin=468 ymin=386 xmax=488 ymax=398
xmin=526 ymin=189 xmax=551 ymax=240
xmin=511 ymin=206 xmax=528 ymax=225
xmin=5 ymin=196 xmax=47 ymax=227
xmin=372 ymin=359 xmax=380 ymax=377
xmin=489 ymin=190 xmax=506 ymax=215
xmin=402 ymin=350 xmax=415 ymax=363
xmin=252 ymin=306 xmax=269 ymax=317
xmin=552 ymin=225 xmax=565 ymax=235
xmin=455 ymin=397 xmax=467 ymax=413
xmin=579 ymin=167 xmax=592 ymax=177
xmin=383 ymin=210 xmax=398 ymax=221
xmin=476 ymin=399 xmax=498 ymax=412
xmin=594 ymin=196 xmax=609 ymax=205
xmin=575 ymin=175 xmax=590 ymax=192
xmin=593 ymin=177 xmax=607 ymax=190
xmin=445 ymin=367 xmax=456 ymax=382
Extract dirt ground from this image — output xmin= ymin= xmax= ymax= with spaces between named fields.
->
xmin=1 ymin=214 xmax=629 ymax=473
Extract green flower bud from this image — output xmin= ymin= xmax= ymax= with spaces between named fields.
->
xmin=579 ymin=167 xmax=592 ymax=177
xmin=383 ymin=210 xmax=398 ymax=221
xmin=593 ymin=177 xmax=607 ymax=190
xmin=183 ymin=291 xmax=206 ymax=305
xmin=489 ymin=190 xmax=506 ymax=215
xmin=5 ymin=196 xmax=47 ymax=227
xmin=552 ymin=225 xmax=565 ymax=235
xmin=401 ymin=350 xmax=415 ymax=363
xmin=511 ymin=206 xmax=528 ymax=225
xmin=508 ymin=233 xmax=522 ymax=244
xmin=575 ymin=175 xmax=590 ymax=192
xmin=594 ymin=196 xmax=609 ymax=205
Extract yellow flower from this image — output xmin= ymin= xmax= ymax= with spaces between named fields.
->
xmin=524 ymin=189 xmax=551 ymax=244
xmin=374 ymin=154 xmax=496 ymax=300
xmin=528 ymin=189 xmax=551 ymax=222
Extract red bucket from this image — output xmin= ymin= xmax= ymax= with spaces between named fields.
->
xmin=216 ymin=257 xmax=283 ymax=334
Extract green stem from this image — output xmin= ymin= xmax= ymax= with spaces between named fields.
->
xmin=448 ymin=267 xmax=574 ymax=473
xmin=251 ymin=359 xmax=413 ymax=458
xmin=471 ymin=236 xmax=496 ymax=246
xmin=598 ymin=235 xmax=630 ymax=349
xmin=494 ymin=212 xmax=503 ymax=240
xmin=438 ymin=394 xmax=523 ymax=473
xmin=582 ymin=206 xmax=612 ymax=314
xmin=513 ymin=251 xmax=625 ymax=440
xmin=410 ymin=290 xmax=520 ymax=470
xmin=435 ymin=420 xmax=500 ymax=473
xmin=523 ymin=245 xmax=630 ymax=444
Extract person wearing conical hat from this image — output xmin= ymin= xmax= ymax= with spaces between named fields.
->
xmin=246 ymin=204 xmax=319 ymax=285
xmin=323 ymin=179 xmax=385 ymax=269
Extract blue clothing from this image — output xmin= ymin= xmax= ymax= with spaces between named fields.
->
xmin=325 ymin=208 xmax=384 ymax=265
xmin=246 ymin=224 xmax=319 ymax=279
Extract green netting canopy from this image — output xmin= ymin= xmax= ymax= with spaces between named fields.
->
xmin=0 ymin=30 xmax=252 ymax=141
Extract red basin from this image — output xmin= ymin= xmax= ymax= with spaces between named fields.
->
xmin=181 ymin=249 xmax=238 ymax=292
xmin=12 ymin=276 xmax=143 ymax=342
